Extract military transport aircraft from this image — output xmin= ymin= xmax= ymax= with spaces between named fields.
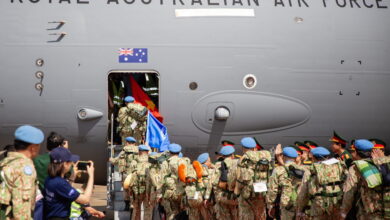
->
xmin=0 ymin=0 xmax=389 ymax=184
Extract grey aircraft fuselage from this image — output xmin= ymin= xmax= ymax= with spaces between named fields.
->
xmin=1 ymin=0 xmax=389 ymax=184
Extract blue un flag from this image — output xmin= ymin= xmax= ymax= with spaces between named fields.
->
xmin=146 ymin=111 xmax=170 ymax=152
xmin=118 ymin=48 xmax=148 ymax=63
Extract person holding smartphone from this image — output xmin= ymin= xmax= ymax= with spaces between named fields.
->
xmin=43 ymin=147 xmax=94 ymax=220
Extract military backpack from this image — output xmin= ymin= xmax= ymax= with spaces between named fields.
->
xmin=235 ymin=150 xmax=271 ymax=199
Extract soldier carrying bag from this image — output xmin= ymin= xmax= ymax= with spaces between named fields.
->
xmin=282 ymin=165 xmax=305 ymax=210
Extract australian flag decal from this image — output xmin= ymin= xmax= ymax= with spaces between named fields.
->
xmin=119 ymin=48 xmax=148 ymax=63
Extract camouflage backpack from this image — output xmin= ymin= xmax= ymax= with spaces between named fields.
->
xmin=218 ymin=157 xmax=239 ymax=193
xmin=354 ymin=159 xmax=389 ymax=216
xmin=280 ymin=163 xmax=305 ymax=210
xmin=309 ymin=159 xmax=345 ymax=213
xmin=162 ymin=156 xmax=189 ymax=200
xmin=127 ymin=155 xmax=151 ymax=195
xmin=117 ymin=146 xmax=138 ymax=173
xmin=148 ymin=153 xmax=169 ymax=190
xmin=235 ymin=150 xmax=271 ymax=199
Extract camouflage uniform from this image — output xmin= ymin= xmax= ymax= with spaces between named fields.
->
xmin=340 ymin=159 xmax=386 ymax=220
xmin=117 ymin=102 xmax=147 ymax=144
xmin=235 ymin=150 xmax=271 ymax=220
xmin=0 ymin=152 xmax=37 ymax=220
xmin=110 ymin=145 xmax=139 ymax=203
xmin=183 ymin=163 xmax=209 ymax=220
xmin=147 ymin=153 xmax=169 ymax=212
xmin=162 ymin=155 xmax=188 ymax=220
xmin=203 ymin=165 xmax=217 ymax=220
xmin=127 ymin=154 xmax=153 ymax=220
xmin=213 ymin=157 xmax=239 ymax=220
xmin=267 ymin=160 xmax=304 ymax=220
xmin=297 ymin=158 xmax=346 ymax=220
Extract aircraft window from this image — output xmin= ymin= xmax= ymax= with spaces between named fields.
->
xmin=189 ymin=82 xmax=198 ymax=90
xmin=243 ymin=74 xmax=257 ymax=89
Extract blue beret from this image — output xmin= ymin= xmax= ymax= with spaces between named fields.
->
xmin=311 ymin=147 xmax=330 ymax=158
xmin=124 ymin=96 xmax=135 ymax=103
xmin=168 ymin=143 xmax=182 ymax=153
xmin=197 ymin=153 xmax=209 ymax=164
xmin=139 ymin=145 xmax=150 ymax=151
xmin=15 ymin=125 xmax=44 ymax=145
xmin=355 ymin=139 xmax=374 ymax=151
xmin=219 ymin=145 xmax=235 ymax=156
xmin=179 ymin=152 xmax=183 ymax=158
xmin=241 ymin=137 xmax=257 ymax=149
xmin=125 ymin=136 xmax=136 ymax=143
xmin=283 ymin=147 xmax=298 ymax=158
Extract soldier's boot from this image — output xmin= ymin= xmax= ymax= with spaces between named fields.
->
xmin=124 ymin=200 xmax=130 ymax=211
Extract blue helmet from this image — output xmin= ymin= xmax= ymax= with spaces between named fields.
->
xmin=139 ymin=145 xmax=150 ymax=151
xmin=311 ymin=147 xmax=330 ymax=158
xmin=354 ymin=139 xmax=374 ymax=152
xmin=125 ymin=136 xmax=136 ymax=143
xmin=197 ymin=153 xmax=209 ymax=164
xmin=241 ymin=137 xmax=257 ymax=149
xmin=219 ymin=145 xmax=235 ymax=156
xmin=168 ymin=143 xmax=182 ymax=153
xmin=15 ymin=125 xmax=44 ymax=145
xmin=283 ymin=147 xmax=298 ymax=158
xmin=124 ymin=96 xmax=135 ymax=103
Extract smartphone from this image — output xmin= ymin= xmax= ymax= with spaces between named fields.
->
xmin=77 ymin=161 xmax=91 ymax=170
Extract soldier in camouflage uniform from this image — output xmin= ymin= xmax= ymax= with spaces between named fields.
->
xmin=211 ymin=145 xmax=239 ymax=220
xmin=234 ymin=137 xmax=271 ymax=220
xmin=117 ymin=96 xmax=147 ymax=144
xmin=296 ymin=147 xmax=346 ymax=220
xmin=198 ymin=153 xmax=217 ymax=220
xmin=267 ymin=147 xmax=304 ymax=220
xmin=162 ymin=144 xmax=188 ymax=220
xmin=340 ymin=139 xmax=386 ymax=220
xmin=0 ymin=125 xmax=44 ymax=220
xmin=180 ymin=158 xmax=208 ymax=220
xmin=125 ymin=145 xmax=153 ymax=220
xmin=109 ymin=136 xmax=138 ymax=211
xmin=147 ymin=151 xmax=169 ymax=218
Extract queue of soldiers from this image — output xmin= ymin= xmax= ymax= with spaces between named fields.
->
xmin=111 ymin=132 xmax=390 ymax=220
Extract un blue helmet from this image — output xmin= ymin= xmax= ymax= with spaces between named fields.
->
xmin=241 ymin=137 xmax=257 ymax=149
xmin=139 ymin=145 xmax=151 ymax=151
xmin=15 ymin=125 xmax=44 ymax=145
xmin=124 ymin=96 xmax=135 ymax=103
xmin=311 ymin=147 xmax=330 ymax=158
xmin=283 ymin=146 xmax=298 ymax=158
xmin=219 ymin=145 xmax=235 ymax=156
xmin=125 ymin=136 xmax=136 ymax=143
xmin=354 ymin=139 xmax=374 ymax=152
xmin=197 ymin=153 xmax=209 ymax=164
xmin=169 ymin=143 xmax=182 ymax=153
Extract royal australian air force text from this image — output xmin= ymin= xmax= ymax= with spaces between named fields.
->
xmin=9 ymin=0 xmax=389 ymax=8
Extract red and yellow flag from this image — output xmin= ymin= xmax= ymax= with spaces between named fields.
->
xmin=129 ymin=75 xmax=163 ymax=122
